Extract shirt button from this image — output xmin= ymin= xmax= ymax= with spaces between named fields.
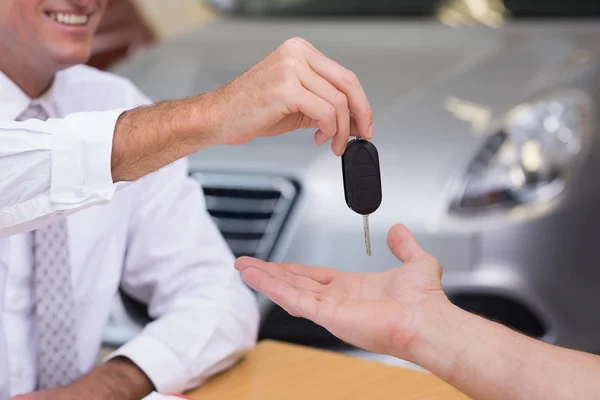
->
xmin=77 ymin=186 xmax=90 ymax=197
xmin=0 ymin=211 xmax=14 ymax=227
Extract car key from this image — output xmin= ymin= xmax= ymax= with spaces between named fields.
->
xmin=341 ymin=138 xmax=382 ymax=256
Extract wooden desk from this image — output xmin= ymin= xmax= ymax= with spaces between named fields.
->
xmin=186 ymin=340 xmax=470 ymax=400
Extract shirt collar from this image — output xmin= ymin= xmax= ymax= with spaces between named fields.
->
xmin=0 ymin=70 xmax=58 ymax=120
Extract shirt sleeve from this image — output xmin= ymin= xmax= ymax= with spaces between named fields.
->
xmin=105 ymin=158 xmax=260 ymax=394
xmin=0 ymin=109 xmax=128 ymax=237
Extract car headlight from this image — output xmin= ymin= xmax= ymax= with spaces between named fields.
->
xmin=451 ymin=90 xmax=593 ymax=215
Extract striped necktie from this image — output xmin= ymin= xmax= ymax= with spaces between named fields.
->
xmin=16 ymin=104 xmax=81 ymax=389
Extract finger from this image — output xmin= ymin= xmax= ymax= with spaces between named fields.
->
xmin=314 ymin=129 xmax=327 ymax=145
xmin=302 ymin=50 xmax=373 ymax=140
xmin=241 ymin=267 xmax=302 ymax=316
xmin=331 ymin=115 xmax=350 ymax=156
xmin=316 ymin=118 xmax=360 ymax=147
xmin=292 ymin=37 xmax=326 ymax=56
xmin=335 ymin=118 xmax=361 ymax=154
xmin=241 ymin=267 xmax=319 ymax=319
xmin=297 ymin=63 xmax=350 ymax=156
xmin=387 ymin=224 xmax=428 ymax=264
xmin=295 ymin=88 xmax=337 ymax=141
xmin=237 ymin=256 xmax=338 ymax=285
xmin=236 ymin=256 xmax=269 ymax=271
xmin=350 ymin=116 xmax=360 ymax=134
xmin=236 ymin=257 xmax=324 ymax=292
xmin=280 ymin=262 xmax=339 ymax=285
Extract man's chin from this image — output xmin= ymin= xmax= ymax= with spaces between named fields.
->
xmin=48 ymin=46 xmax=93 ymax=69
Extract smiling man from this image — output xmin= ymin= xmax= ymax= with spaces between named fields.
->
xmin=0 ymin=0 xmax=374 ymax=399
xmin=0 ymin=1 xmax=259 ymax=399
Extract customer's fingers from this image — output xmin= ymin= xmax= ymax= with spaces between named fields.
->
xmin=237 ymin=256 xmax=339 ymax=286
xmin=280 ymin=262 xmax=339 ymax=285
xmin=387 ymin=224 xmax=428 ymax=264
xmin=236 ymin=257 xmax=324 ymax=293
xmin=241 ymin=266 xmax=319 ymax=319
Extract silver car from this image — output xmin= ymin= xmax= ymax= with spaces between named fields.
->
xmin=104 ymin=0 xmax=600 ymax=356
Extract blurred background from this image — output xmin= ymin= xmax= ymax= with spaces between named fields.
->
xmin=98 ymin=0 xmax=600 ymax=368
xmin=86 ymin=0 xmax=214 ymax=70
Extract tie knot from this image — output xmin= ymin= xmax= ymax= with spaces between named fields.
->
xmin=17 ymin=103 xmax=50 ymax=122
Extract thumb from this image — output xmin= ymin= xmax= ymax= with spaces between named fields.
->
xmin=387 ymin=224 xmax=428 ymax=264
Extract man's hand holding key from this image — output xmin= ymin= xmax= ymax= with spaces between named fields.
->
xmin=200 ymin=37 xmax=374 ymax=154
xmin=206 ymin=37 xmax=382 ymax=253
xmin=112 ymin=37 xmax=373 ymax=182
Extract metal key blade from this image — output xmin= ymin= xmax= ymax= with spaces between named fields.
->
xmin=363 ymin=215 xmax=372 ymax=256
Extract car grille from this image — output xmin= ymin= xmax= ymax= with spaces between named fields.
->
xmin=191 ymin=172 xmax=299 ymax=260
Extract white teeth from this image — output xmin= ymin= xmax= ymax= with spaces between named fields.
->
xmin=49 ymin=12 xmax=89 ymax=26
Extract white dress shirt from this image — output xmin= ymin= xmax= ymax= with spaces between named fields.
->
xmin=0 ymin=66 xmax=260 ymax=397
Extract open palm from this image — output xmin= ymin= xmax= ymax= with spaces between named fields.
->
xmin=235 ymin=224 xmax=448 ymax=358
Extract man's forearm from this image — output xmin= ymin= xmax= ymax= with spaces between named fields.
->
xmin=69 ymin=357 xmax=154 ymax=400
xmin=111 ymin=94 xmax=216 ymax=182
xmin=108 ymin=36 xmax=377 ymax=183
xmin=405 ymin=302 xmax=600 ymax=400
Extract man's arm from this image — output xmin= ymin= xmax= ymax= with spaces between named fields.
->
xmin=234 ymin=224 xmax=600 ymax=400
xmin=13 ymin=159 xmax=259 ymax=400
xmin=11 ymin=357 xmax=153 ymax=400
xmin=110 ymin=37 xmax=373 ymax=181
xmin=1 ymin=37 xmax=373 ymax=236
xmin=104 ymin=158 xmax=259 ymax=396
xmin=76 ymin=358 xmax=153 ymax=400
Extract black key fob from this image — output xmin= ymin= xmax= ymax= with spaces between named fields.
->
xmin=341 ymin=139 xmax=382 ymax=215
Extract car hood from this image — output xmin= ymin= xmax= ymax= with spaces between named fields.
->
xmin=114 ymin=20 xmax=600 ymax=230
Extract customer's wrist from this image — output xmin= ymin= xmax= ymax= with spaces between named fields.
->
xmin=394 ymin=297 xmax=455 ymax=363
xmin=400 ymin=298 xmax=471 ymax=380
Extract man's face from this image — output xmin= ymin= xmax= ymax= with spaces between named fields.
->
xmin=0 ymin=0 xmax=107 ymax=68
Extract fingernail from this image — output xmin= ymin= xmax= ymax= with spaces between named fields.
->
xmin=368 ymin=124 xmax=374 ymax=138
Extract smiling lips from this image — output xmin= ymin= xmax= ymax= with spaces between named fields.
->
xmin=46 ymin=11 xmax=90 ymax=26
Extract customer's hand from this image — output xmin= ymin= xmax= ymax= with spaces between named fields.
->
xmin=235 ymin=224 xmax=448 ymax=359
xmin=201 ymin=37 xmax=373 ymax=156
xmin=240 ymin=225 xmax=600 ymax=400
